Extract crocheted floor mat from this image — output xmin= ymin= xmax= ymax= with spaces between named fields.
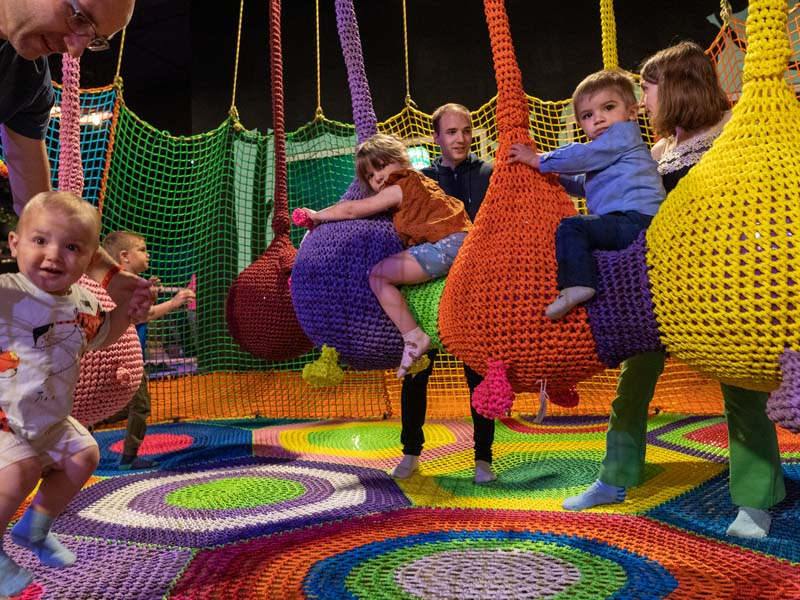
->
xmin=7 ymin=415 xmax=799 ymax=599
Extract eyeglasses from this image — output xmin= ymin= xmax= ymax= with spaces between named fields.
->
xmin=65 ymin=0 xmax=110 ymax=52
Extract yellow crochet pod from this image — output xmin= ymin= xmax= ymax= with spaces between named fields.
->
xmin=646 ymin=0 xmax=800 ymax=392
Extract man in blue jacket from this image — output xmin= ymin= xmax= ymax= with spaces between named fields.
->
xmin=391 ymin=103 xmax=497 ymax=483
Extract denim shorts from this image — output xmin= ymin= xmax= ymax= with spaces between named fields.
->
xmin=409 ymin=232 xmax=468 ymax=278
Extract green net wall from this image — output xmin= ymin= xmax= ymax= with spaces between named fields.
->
xmin=2 ymin=9 xmax=799 ymax=423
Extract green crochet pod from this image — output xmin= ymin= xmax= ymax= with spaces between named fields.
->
xmin=403 ymin=277 xmax=445 ymax=350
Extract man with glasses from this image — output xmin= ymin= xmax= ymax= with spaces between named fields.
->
xmin=0 ymin=0 xmax=152 ymax=322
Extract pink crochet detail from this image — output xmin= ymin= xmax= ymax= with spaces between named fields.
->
xmin=292 ymin=208 xmax=314 ymax=230
xmin=767 ymin=348 xmax=800 ymax=433
xmin=471 ymin=359 xmax=515 ymax=419
xmin=58 ymin=53 xmax=84 ymax=196
xmin=72 ymin=275 xmax=143 ymax=426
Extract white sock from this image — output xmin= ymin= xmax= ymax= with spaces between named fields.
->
xmin=0 ymin=549 xmax=33 ymax=597
xmin=727 ymin=506 xmax=771 ymax=539
xmin=562 ymin=479 xmax=626 ymax=511
xmin=390 ymin=455 xmax=419 ymax=479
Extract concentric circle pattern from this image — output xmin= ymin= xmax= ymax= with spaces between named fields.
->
xmin=12 ymin=415 xmax=799 ymax=599
xmin=92 ymin=422 xmax=255 ymax=474
xmin=307 ymin=533 xmax=670 ymax=599
xmin=168 ymin=508 xmax=800 ymax=600
xmin=649 ymin=415 xmax=800 ymax=463
xmin=55 ymin=457 xmax=410 ymax=547
xmin=254 ymin=419 xmax=469 ymax=468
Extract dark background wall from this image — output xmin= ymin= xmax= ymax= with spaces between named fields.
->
xmin=62 ymin=0 xmax=748 ymax=136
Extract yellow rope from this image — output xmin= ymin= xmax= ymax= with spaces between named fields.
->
xmin=113 ymin=27 xmax=126 ymax=83
xmin=229 ymin=0 xmax=245 ymax=125
xmin=315 ymin=0 xmax=323 ymax=119
xmin=599 ymin=0 xmax=618 ymax=69
xmin=402 ymin=0 xmax=416 ymax=108
xmin=720 ymin=0 xmax=733 ymax=26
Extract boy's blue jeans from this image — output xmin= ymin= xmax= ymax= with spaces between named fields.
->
xmin=555 ymin=211 xmax=653 ymax=289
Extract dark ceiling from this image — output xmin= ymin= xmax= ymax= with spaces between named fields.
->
xmin=59 ymin=0 xmax=748 ymax=137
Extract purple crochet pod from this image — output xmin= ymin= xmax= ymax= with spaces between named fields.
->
xmin=585 ymin=232 xmax=664 ymax=367
xmin=288 ymin=0 xmax=412 ymax=370
xmin=291 ymin=214 xmax=405 ymax=370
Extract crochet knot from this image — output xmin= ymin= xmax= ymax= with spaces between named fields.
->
xmin=550 ymin=385 xmax=579 ymax=408
xmin=292 ymin=208 xmax=314 ymax=230
xmin=303 ymin=345 xmax=344 ymax=387
xmin=471 ymin=359 xmax=515 ymax=419
xmin=115 ymin=367 xmax=133 ymax=386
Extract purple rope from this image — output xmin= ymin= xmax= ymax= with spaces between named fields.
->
xmin=336 ymin=0 xmax=377 ymax=200
xmin=290 ymin=0 xmax=405 ymax=370
xmin=586 ymin=232 xmax=664 ymax=367
xmin=335 ymin=0 xmax=377 ymax=143
xmin=767 ymin=349 xmax=800 ymax=433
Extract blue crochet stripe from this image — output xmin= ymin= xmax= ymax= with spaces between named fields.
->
xmin=303 ymin=529 xmax=677 ymax=599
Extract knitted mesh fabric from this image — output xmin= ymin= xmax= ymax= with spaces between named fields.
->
xmin=73 ymin=275 xmax=143 ymax=426
xmin=586 ymin=233 xmax=664 ymax=368
xmin=226 ymin=238 xmax=313 ymax=361
xmin=57 ymin=54 xmax=84 ymax=196
xmin=438 ymin=0 xmax=604 ymax=395
xmin=767 ymin=349 xmax=800 ymax=432
xmin=404 ymin=277 xmax=445 ymax=348
xmin=293 ymin=217 xmax=406 ymax=370
xmin=55 ymin=56 xmax=141 ymax=425
xmin=225 ymin=0 xmax=313 ymax=361
xmin=291 ymin=0 xmax=440 ymax=370
xmin=646 ymin=0 xmax=800 ymax=393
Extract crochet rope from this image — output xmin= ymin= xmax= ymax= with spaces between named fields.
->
xmin=291 ymin=0 xmax=433 ymax=371
xmin=439 ymin=0 xmax=604 ymax=413
xmin=58 ymin=54 xmax=84 ymax=196
xmin=646 ymin=0 xmax=800 ymax=406
xmin=225 ymin=0 xmax=314 ymax=361
xmin=4 ymin=3 xmax=783 ymax=422
xmin=73 ymin=276 xmax=144 ymax=426
xmin=59 ymin=54 xmax=143 ymax=425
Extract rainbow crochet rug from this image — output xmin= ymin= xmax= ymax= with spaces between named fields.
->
xmin=6 ymin=415 xmax=799 ymax=599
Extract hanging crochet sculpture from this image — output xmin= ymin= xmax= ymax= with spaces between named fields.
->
xmin=60 ymin=54 xmax=144 ymax=426
xmin=645 ymin=0 xmax=800 ymax=431
xmin=225 ymin=0 xmax=313 ymax=361
xmin=580 ymin=0 xmax=800 ymax=432
xmin=438 ymin=0 xmax=606 ymax=413
xmin=290 ymin=0 xmax=442 ymax=371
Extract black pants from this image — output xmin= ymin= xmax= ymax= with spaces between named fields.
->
xmin=399 ymin=349 xmax=495 ymax=462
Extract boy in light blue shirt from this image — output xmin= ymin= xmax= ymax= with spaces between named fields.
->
xmin=509 ymin=68 xmax=665 ymax=320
